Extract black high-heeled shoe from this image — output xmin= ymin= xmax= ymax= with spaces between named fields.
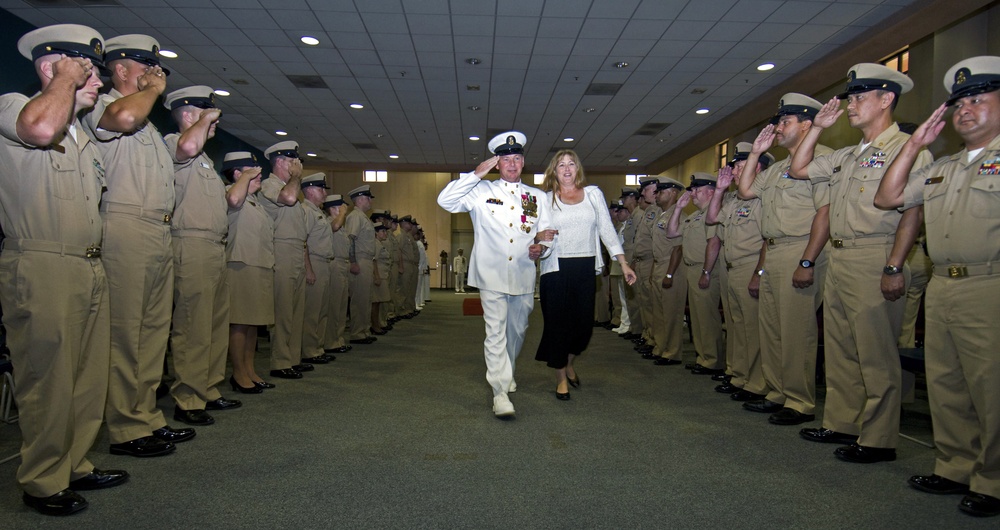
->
xmin=556 ymin=391 xmax=571 ymax=401
xmin=230 ymin=376 xmax=264 ymax=394
xmin=253 ymin=380 xmax=276 ymax=389
xmin=568 ymin=376 xmax=580 ymax=389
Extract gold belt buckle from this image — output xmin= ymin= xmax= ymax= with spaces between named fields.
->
xmin=85 ymin=246 xmax=102 ymax=258
xmin=221 ymin=236 xmax=229 ymax=245
xmin=726 ymin=261 xmax=733 ymax=270
xmin=948 ymin=265 xmax=967 ymax=278
xmin=832 ymin=239 xmax=844 ymax=248
xmin=163 ymin=214 xmax=172 ymax=223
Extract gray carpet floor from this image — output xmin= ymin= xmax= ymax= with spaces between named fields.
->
xmin=0 ymin=290 xmax=992 ymax=528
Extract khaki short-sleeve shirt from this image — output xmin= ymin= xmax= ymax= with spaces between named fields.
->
xmin=717 ymin=191 xmax=763 ymax=262
xmin=634 ymin=204 xmax=661 ymax=259
xmin=259 ymin=175 xmax=307 ymax=243
xmin=752 ymin=146 xmax=833 ymax=239
xmin=345 ymin=208 xmax=376 ymax=260
xmin=226 ymin=188 xmax=274 ymax=268
xmin=681 ymin=208 xmax=718 ymax=266
xmin=164 ymin=133 xmax=227 ymax=236
xmin=652 ymin=205 xmax=683 ymax=261
xmin=304 ymin=200 xmax=335 ymax=259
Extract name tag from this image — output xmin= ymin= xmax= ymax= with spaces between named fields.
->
xmin=924 ymin=176 xmax=944 ymax=185
xmin=832 ymin=165 xmax=841 ymax=173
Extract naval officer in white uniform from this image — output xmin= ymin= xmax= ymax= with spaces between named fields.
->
xmin=437 ymin=131 xmax=552 ymax=418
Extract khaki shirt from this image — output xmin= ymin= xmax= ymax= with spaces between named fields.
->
xmin=0 ymin=93 xmax=103 ymax=247
xmin=751 ymin=146 xmax=833 ymax=239
xmin=634 ymin=204 xmax=662 ymax=260
xmin=375 ymin=238 xmax=392 ymax=274
xmin=81 ymin=88 xmax=174 ymax=216
xmin=164 ymin=133 xmax=227 ymax=237
xmin=903 ymin=132 xmax=1000 ymax=266
xmin=259 ymin=175 xmax=307 ymax=243
xmin=344 ymin=207 xmax=375 ymax=260
xmin=652 ymin=205 xmax=683 ymax=261
xmin=681 ymin=208 xmax=718 ymax=266
xmin=717 ymin=191 xmax=763 ymax=262
xmin=332 ymin=225 xmax=351 ymax=260
xmin=400 ymin=231 xmax=420 ymax=265
xmin=808 ymin=123 xmax=933 ymax=239
xmin=303 ymin=200 xmax=334 ymax=259
xmin=622 ymin=206 xmax=641 ymax=261
xmin=226 ymin=188 xmax=274 ymax=268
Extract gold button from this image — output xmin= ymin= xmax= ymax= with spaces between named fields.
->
xmin=508 ymin=256 xmax=512 ymax=261
xmin=511 ymin=206 xmax=514 ymax=210
xmin=509 ymin=223 xmax=513 ymax=227
xmin=510 ymin=239 xmax=513 ymax=243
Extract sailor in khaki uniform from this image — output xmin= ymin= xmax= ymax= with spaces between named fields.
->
xmin=736 ymin=93 xmax=833 ymax=426
xmin=164 ymin=86 xmax=239 ymax=427
xmin=259 ymin=140 xmax=310 ymax=378
xmin=666 ymin=174 xmax=724 ymax=374
xmin=876 ymin=56 xmax=1000 ymax=518
xmin=647 ymin=178 xmax=686 ymax=365
xmin=0 ymin=24 xmax=126 ymax=516
xmin=437 ymin=131 xmax=551 ymax=418
xmin=373 ymin=221 xmax=393 ymax=331
xmin=620 ymin=187 xmax=643 ymax=338
xmin=398 ymin=215 xmax=421 ymax=317
xmin=300 ymin=173 xmax=337 ymax=364
xmin=369 ymin=209 xmax=394 ymax=330
xmin=345 ymin=185 xmax=377 ymax=343
xmin=631 ymin=177 xmax=661 ymax=353
xmin=705 ymin=144 xmax=772 ymax=399
xmin=790 ymin=64 xmax=932 ymax=463
xmin=80 ymin=35 xmax=188 ymax=456
xmin=323 ymin=194 xmax=351 ymax=354
xmin=608 ymin=202 xmax=629 ymax=330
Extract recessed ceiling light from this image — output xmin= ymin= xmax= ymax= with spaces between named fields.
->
xmin=467 ymin=105 xmax=480 ymax=111
xmin=389 ymin=154 xmax=399 ymax=159
xmin=465 ymin=58 xmax=481 ymax=65
xmin=466 ymin=85 xmax=480 ymax=91
xmin=615 ymin=61 xmax=629 ymax=68
xmin=158 ymin=49 xmax=177 ymax=58
xmin=583 ymin=107 xmax=596 ymax=113
xmin=696 ymin=108 xmax=710 ymax=115
xmin=563 ymin=137 xmax=574 ymax=142
xmin=757 ymin=63 xmax=775 ymax=71
xmin=306 ymin=152 xmax=317 ymax=157
xmin=275 ymin=130 xmax=288 ymax=136
xmin=213 ymin=89 xmax=230 ymax=97
xmin=300 ymin=36 xmax=320 ymax=46
xmin=628 ymin=158 xmax=638 ymax=163
xmin=469 ymin=136 xmax=480 ymax=141
xmin=349 ymin=103 xmax=364 ymax=109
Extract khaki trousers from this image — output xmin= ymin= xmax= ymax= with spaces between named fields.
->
xmin=636 ymin=259 xmax=656 ymax=342
xmin=169 ymin=237 xmax=229 ymax=410
xmin=401 ymin=262 xmax=419 ymax=314
xmin=899 ymin=246 xmax=931 ymax=348
xmin=324 ymin=259 xmax=350 ymax=349
xmin=684 ymin=261 xmax=724 ymax=369
xmin=718 ymin=261 xmax=733 ymax=375
xmin=625 ymin=261 xmax=643 ymax=335
xmin=594 ymin=273 xmax=610 ymax=323
xmin=725 ymin=257 xmax=762 ymax=393
xmin=758 ymin=239 xmax=826 ymax=413
xmin=103 ymin=216 xmax=173 ymax=442
xmin=271 ymin=240 xmax=306 ymax=370
xmin=651 ymin=261 xmax=687 ymax=360
xmin=609 ymin=274 xmax=624 ymax=326
xmin=821 ymin=244 xmax=906 ymax=447
xmin=302 ymin=254 xmax=332 ymax=358
xmin=348 ymin=259 xmax=374 ymax=339
xmin=0 ymin=251 xmax=109 ymax=497
xmin=926 ymin=274 xmax=1000 ymax=498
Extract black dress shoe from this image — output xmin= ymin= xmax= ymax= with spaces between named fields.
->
xmin=654 ymin=358 xmax=681 ymax=366
xmin=173 ymin=406 xmax=214 ymax=426
xmin=731 ymin=390 xmax=765 ymax=402
xmin=800 ymin=428 xmax=857 ymax=445
xmin=270 ymin=368 xmax=302 ymax=379
xmin=743 ymin=399 xmax=784 ymax=413
xmin=300 ymin=355 xmax=329 ymax=364
xmin=69 ymin=469 xmax=129 ymax=491
xmin=556 ymin=391 xmax=571 ymax=401
xmin=960 ymin=493 xmax=1000 ymax=517
xmin=325 ymin=346 xmax=351 ymax=353
xmin=369 ymin=327 xmax=387 ymax=335
xmin=685 ymin=363 xmax=701 ymax=370
xmin=230 ymin=376 xmax=264 ymax=394
xmin=690 ymin=365 xmax=725 ymax=376
xmin=152 ymin=425 xmax=196 ymax=443
xmin=110 ymin=436 xmax=176 ymax=457
xmin=714 ymin=382 xmax=740 ymax=394
xmin=23 ymin=490 xmax=88 ymax=516
xmin=568 ymin=376 xmax=580 ymax=389
xmin=711 ymin=373 xmax=731 ymax=382
xmin=349 ymin=337 xmax=375 ymax=344
xmin=292 ymin=363 xmax=315 ymax=372
xmin=768 ymin=407 xmax=816 ymax=425
xmin=631 ymin=337 xmax=647 ymax=345
xmin=640 ymin=352 xmax=657 ymax=359
xmin=908 ymin=474 xmax=970 ymax=495
xmin=834 ymin=443 xmax=896 ymax=463
xmin=635 ymin=345 xmax=653 ymax=354
xmin=321 ymin=353 xmax=336 ymax=362
xmin=253 ymin=380 xmax=276 ymax=389
xmin=205 ymin=397 xmax=242 ymax=411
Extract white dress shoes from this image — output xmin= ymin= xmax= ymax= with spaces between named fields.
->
xmin=493 ymin=393 xmax=515 ymax=417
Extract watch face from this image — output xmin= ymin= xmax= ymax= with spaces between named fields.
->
xmin=800 ymin=259 xmax=813 ymax=268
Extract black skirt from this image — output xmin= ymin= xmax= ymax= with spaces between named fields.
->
xmin=535 ymin=257 xmax=596 ymax=369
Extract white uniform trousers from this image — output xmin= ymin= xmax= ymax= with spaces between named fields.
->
xmin=479 ymin=289 xmax=533 ymax=396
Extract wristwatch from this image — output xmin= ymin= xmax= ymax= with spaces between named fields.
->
xmin=665 ymin=273 xmax=673 ymax=279
xmin=799 ymin=259 xmax=814 ymax=268
xmin=702 ymin=269 xmax=711 ymax=276
xmin=756 ymin=268 xmax=765 ymax=276
xmin=883 ymin=264 xmax=901 ymax=275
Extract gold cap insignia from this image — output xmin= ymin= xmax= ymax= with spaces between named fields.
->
xmin=92 ymin=38 xmax=102 ymax=56
xmin=956 ymin=68 xmax=969 ymax=85
xmin=506 ymin=135 xmax=515 ymax=145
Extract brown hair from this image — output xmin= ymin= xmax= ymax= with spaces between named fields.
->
xmin=541 ymin=149 xmax=587 ymax=207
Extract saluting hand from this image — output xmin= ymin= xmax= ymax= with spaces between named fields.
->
xmin=137 ymin=66 xmax=167 ymax=94
xmin=812 ymin=98 xmax=843 ymax=130
xmin=473 ymin=156 xmax=499 ymax=179
xmin=752 ymin=125 xmax=776 ymax=155
xmin=909 ymin=103 xmax=948 ymax=149
xmin=676 ymin=191 xmax=692 ymax=209
xmin=53 ymin=55 xmax=92 ymax=88
xmin=239 ymin=167 xmax=261 ymax=181
xmin=717 ymin=166 xmax=734 ymax=190
xmin=201 ymin=108 xmax=222 ymax=124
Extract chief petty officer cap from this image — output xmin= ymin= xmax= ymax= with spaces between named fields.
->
xmin=944 ymin=56 xmax=1000 ymax=106
xmin=609 ymin=201 xmax=623 ymax=210
xmin=399 ymin=215 xmax=414 ymax=224
xmin=731 ymin=141 xmax=776 ymax=170
xmin=488 ymin=131 xmax=527 ymax=156
xmin=837 ymin=63 xmax=913 ymax=99
xmin=638 ymin=176 xmax=660 ymax=190
xmin=369 ymin=209 xmax=388 ymax=221
xmin=17 ymin=24 xmax=106 ymax=70
xmin=770 ymin=93 xmax=823 ymax=125
xmin=300 ymin=172 xmax=328 ymax=189
xmin=620 ymin=186 xmax=640 ymax=198
xmin=656 ymin=177 xmax=685 ymax=191
xmin=104 ymin=34 xmax=170 ymax=75
xmin=348 ymin=184 xmax=374 ymax=199
xmin=265 ymin=140 xmax=299 ymax=160
xmin=373 ymin=221 xmax=388 ymax=231
xmin=222 ymin=151 xmax=258 ymax=172
xmin=164 ymin=85 xmax=215 ymax=110
xmin=687 ymin=172 xmax=718 ymax=190
xmin=322 ymin=194 xmax=345 ymax=209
